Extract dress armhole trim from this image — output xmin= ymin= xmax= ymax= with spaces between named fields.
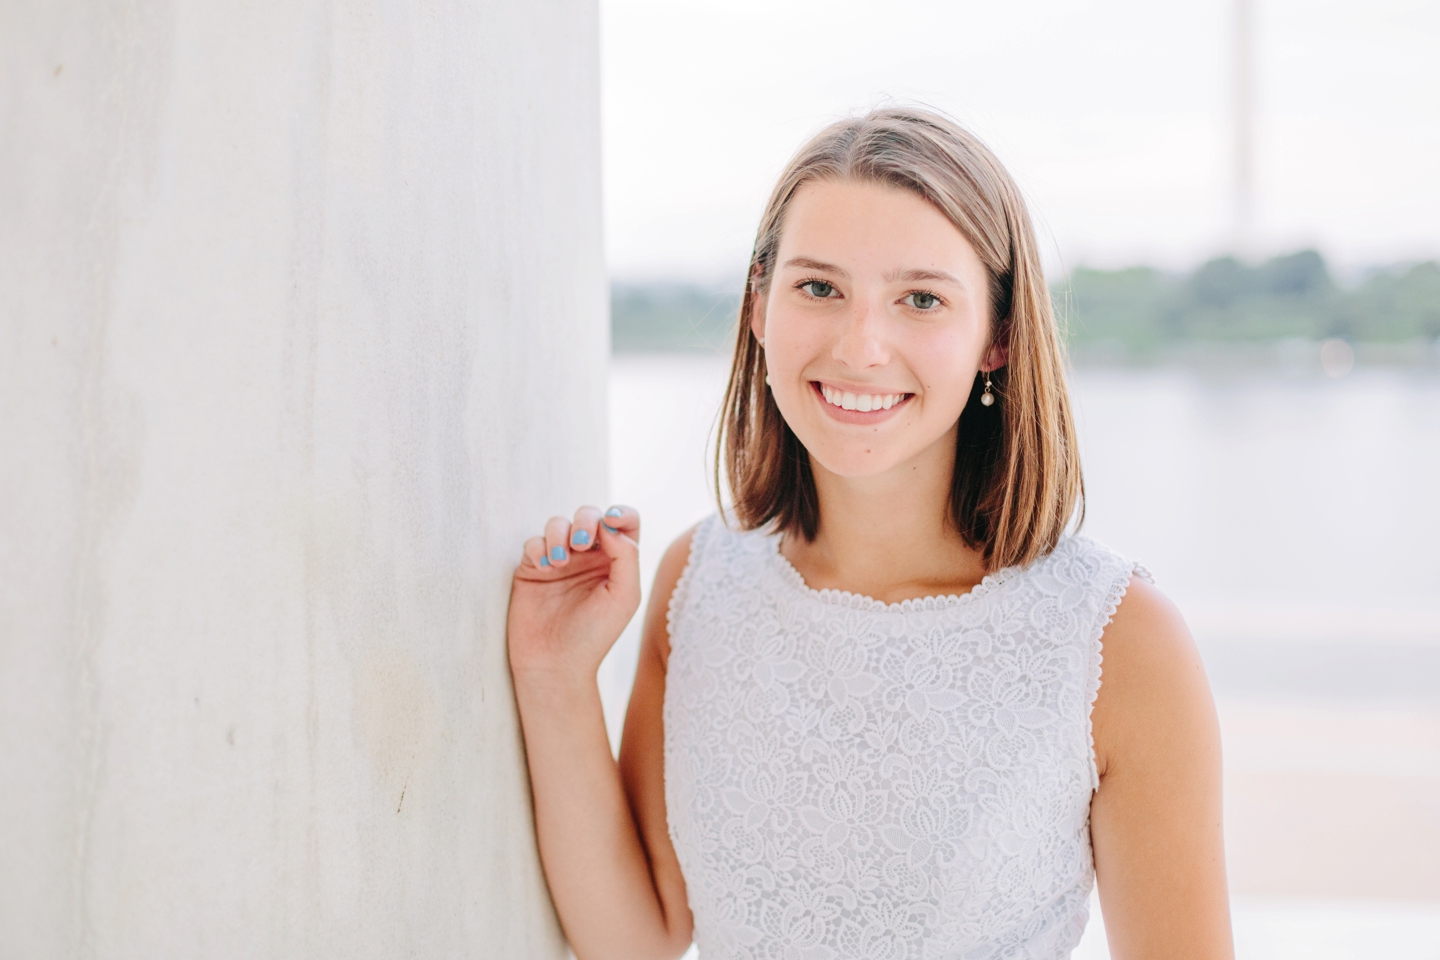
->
xmin=1086 ymin=561 xmax=1148 ymax=791
xmin=664 ymin=515 xmax=711 ymax=649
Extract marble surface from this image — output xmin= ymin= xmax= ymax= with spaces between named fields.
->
xmin=0 ymin=2 xmax=603 ymax=956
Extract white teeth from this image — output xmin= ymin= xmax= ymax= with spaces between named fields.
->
xmin=819 ymin=384 xmax=906 ymax=413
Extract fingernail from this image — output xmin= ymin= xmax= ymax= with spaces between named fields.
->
xmin=601 ymin=522 xmax=618 ymax=534
xmin=604 ymin=507 xmax=623 ymax=518
xmin=549 ymin=545 xmax=567 ymax=562
xmin=539 ymin=555 xmax=550 ymax=567
xmin=571 ymin=529 xmax=590 ymax=546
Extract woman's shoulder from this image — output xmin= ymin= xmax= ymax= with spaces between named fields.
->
xmin=1098 ymin=573 xmax=1197 ymax=682
xmin=1090 ymin=566 xmax=1215 ymax=780
xmin=1040 ymin=536 xmax=1218 ymax=785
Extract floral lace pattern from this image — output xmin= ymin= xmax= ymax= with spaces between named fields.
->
xmin=664 ymin=517 xmax=1143 ymax=960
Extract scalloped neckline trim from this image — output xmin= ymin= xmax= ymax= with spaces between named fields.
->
xmin=767 ymin=535 xmax=1021 ymax=613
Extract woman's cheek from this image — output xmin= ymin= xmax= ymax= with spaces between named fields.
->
xmin=769 ymin=357 xmax=809 ymax=426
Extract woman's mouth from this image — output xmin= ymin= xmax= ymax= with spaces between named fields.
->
xmin=813 ymin=381 xmax=912 ymax=419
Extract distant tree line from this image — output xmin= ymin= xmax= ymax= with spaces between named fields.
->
xmin=610 ymin=283 xmax=742 ymax=352
xmin=610 ymin=251 xmax=1440 ymax=352
xmin=1060 ymin=251 xmax=1440 ymax=348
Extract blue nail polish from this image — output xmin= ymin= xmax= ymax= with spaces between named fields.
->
xmin=601 ymin=522 xmax=618 ymax=534
xmin=604 ymin=507 xmax=623 ymax=518
xmin=550 ymin=545 xmax=567 ymax=562
xmin=571 ymin=529 xmax=590 ymax=546
xmin=539 ymin=555 xmax=550 ymax=567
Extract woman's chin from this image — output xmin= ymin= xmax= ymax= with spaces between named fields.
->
xmin=797 ymin=421 xmax=961 ymax=484
xmin=804 ymin=445 xmax=916 ymax=481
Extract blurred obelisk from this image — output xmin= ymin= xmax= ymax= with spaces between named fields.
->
xmin=0 ymin=2 xmax=604 ymax=957
xmin=1232 ymin=0 xmax=1258 ymax=256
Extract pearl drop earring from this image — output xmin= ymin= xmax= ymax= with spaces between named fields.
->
xmin=980 ymin=371 xmax=995 ymax=406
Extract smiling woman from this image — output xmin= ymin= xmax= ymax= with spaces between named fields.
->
xmin=722 ymin=118 xmax=1079 ymax=572
xmin=508 ymin=108 xmax=1232 ymax=960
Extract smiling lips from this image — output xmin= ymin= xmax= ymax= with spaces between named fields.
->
xmin=817 ymin=382 xmax=911 ymax=413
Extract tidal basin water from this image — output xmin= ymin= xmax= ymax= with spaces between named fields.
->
xmin=603 ymin=353 xmax=1440 ymax=960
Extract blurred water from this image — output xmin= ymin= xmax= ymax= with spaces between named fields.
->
xmin=606 ymin=354 xmax=1440 ymax=695
xmin=602 ymin=353 xmax=1440 ymax=958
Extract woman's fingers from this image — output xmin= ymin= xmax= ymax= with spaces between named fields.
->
xmin=569 ymin=505 xmax=602 ymax=552
xmin=543 ymin=515 xmax=573 ymax=567
xmin=599 ymin=504 xmax=641 ymax=544
xmin=595 ymin=507 xmax=641 ymax=603
xmin=521 ymin=535 xmax=550 ymax=570
xmin=522 ymin=506 xmax=641 ymax=571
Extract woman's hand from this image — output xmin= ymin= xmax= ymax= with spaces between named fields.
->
xmin=508 ymin=505 xmax=642 ymax=682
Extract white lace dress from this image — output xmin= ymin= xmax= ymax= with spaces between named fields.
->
xmin=663 ymin=516 xmax=1146 ymax=960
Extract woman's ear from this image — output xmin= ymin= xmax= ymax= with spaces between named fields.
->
xmin=749 ymin=284 xmax=768 ymax=344
xmin=981 ymin=340 xmax=1009 ymax=372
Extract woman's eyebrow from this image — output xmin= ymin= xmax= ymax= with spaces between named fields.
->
xmin=783 ymin=257 xmax=850 ymax=277
xmin=781 ymin=258 xmax=963 ymax=288
xmin=885 ymin=267 xmax=963 ymax=286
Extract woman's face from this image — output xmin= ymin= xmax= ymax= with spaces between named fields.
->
xmin=753 ymin=178 xmax=1003 ymax=480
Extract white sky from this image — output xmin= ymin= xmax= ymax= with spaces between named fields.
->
xmin=600 ymin=0 xmax=1440 ymax=282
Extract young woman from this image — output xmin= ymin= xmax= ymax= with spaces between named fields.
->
xmin=508 ymin=108 xmax=1232 ymax=960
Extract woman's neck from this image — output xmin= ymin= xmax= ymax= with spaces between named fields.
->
xmin=779 ymin=428 xmax=991 ymax=605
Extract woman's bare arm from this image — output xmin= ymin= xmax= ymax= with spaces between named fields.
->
xmin=617 ymin=531 xmax=695 ymax=946
xmin=1089 ymin=576 xmax=1234 ymax=959
xmin=508 ymin=507 xmax=693 ymax=960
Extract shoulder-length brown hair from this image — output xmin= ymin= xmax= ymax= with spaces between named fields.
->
xmin=717 ymin=107 xmax=1083 ymax=571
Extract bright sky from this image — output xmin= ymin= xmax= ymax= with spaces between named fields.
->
xmin=600 ymin=0 xmax=1440 ymax=282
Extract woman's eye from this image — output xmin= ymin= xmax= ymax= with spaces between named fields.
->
xmin=801 ymin=280 xmax=837 ymax=299
xmin=905 ymin=291 xmax=941 ymax=310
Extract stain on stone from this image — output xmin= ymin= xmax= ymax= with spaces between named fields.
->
xmin=353 ymin=647 xmax=443 ymax=799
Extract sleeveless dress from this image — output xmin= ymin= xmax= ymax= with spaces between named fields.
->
xmin=663 ymin=515 xmax=1148 ymax=960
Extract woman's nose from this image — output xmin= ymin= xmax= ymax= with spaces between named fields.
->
xmin=832 ymin=298 xmax=889 ymax=369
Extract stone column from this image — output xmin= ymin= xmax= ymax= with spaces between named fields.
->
xmin=0 ymin=3 xmax=603 ymax=956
